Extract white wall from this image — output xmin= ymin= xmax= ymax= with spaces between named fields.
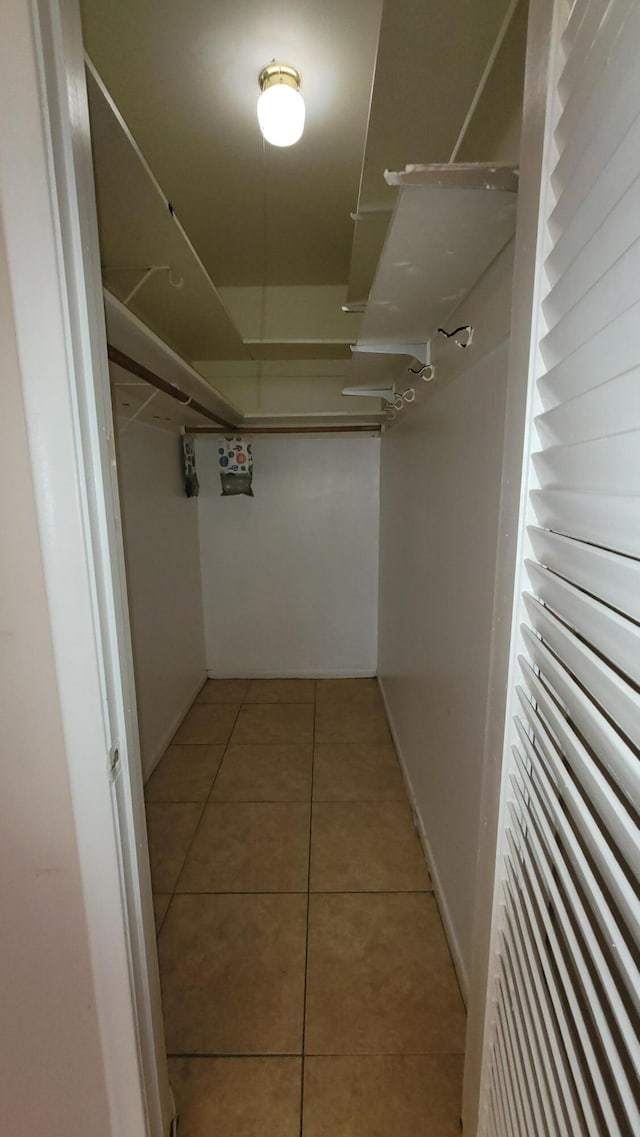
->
xmin=117 ymin=417 xmax=206 ymax=776
xmin=197 ymin=434 xmax=380 ymax=677
xmin=378 ymin=341 xmax=509 ymax=994
xmin=0 ymin=207 xmax=112 ymax=1136
xmin=377 ymin=236 xmax=516 ymax=999
xmin=377 ymin=5 xmax=528 ymax=999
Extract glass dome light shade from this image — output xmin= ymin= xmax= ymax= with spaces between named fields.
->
xmin=257 ymin=75 xmax=305 ymax=147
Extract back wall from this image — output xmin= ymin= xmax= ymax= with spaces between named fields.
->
xmin=197 ymin=434 xmax=380 ymax=678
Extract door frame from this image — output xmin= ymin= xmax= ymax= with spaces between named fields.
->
xmin=461 ymin=0 xmax=561 ymax=1131
xmin=1 ymin=1 xmax=170 ymax=1132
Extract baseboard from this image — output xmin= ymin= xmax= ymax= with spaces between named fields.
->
xmin=206 ymin=668 xmax=378 ymax=679
xmin=143 ymin=672 xmax=207 ymax=780
xmin=377 ymin=675 xmax=470 ymax=1005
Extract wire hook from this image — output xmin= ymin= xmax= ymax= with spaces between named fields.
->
xmin=408 ymin=362 xmax=436 ymax=381
xmin=437 ymin=324 xmax=474 ymax=349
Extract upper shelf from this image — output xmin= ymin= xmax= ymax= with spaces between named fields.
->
xmin=343 ymin=163 xmax=518 ymax=393
xmin=87 ymin=64 xmax=249 ymax=365
xmin=104 ymin=290 xmax=242 ymax=428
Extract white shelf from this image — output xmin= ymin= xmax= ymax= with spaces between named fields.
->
xmin=105 ymin=291 xmax=242 ymax=427
xmin=343 ymin=163 xmax=518 ymax=397
xmin=87 ymin=66 xmax=249 ymax=365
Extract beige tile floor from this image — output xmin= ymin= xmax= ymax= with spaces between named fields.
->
xmin=145 ymin=678 xmax=465 ymax=1136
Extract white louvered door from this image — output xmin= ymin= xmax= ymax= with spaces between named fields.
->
xmin=479 ymin=0 xmax=640 ymax=1134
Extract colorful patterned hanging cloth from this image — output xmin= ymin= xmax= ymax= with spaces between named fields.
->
xmin=218 ymin=436 xmax=253 ymax=496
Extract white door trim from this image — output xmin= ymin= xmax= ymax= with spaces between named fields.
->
xmin=461 ymin=0 xmax=559 ymax=1131
xmin=0 ymin=1 xmax=170 ymax=1132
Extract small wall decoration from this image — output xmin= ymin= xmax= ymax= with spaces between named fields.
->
xmin=219 ymin=436 xmax=254 ymax=497
xmin=181 ymin=435 xmax=200 ymax=497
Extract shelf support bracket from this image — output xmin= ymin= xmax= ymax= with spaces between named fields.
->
xmin=351 ymin=341 xmax=430 ymax=365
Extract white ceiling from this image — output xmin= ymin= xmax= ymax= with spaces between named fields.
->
xmin=81 ymin=0 xmax=525 ymax=422
xmin=81 ymin=0 xmax=384 ymax=287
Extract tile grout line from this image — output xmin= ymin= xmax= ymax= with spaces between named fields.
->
xmin=167 ymin=889 xmax=433 ymax=896
xmin=165 ymin=1049 xmax=467 ymax=1058
xmin=151 ymin=687 xmax=317 ymax=930
xmin=299 ymin=679 xmax=316 ymax=1137
xmin=156 ymin=699 xmax=244 ymax=937
xmin=204 ymin=703 xmax=245 ymax=804
xmin=154 ymin=680 xmax=465 ymax=1126
xmin=149 ymin=796 xmax=407 ymax=804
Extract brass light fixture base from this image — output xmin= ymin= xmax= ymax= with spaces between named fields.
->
xmin=258 ymin=62 xmax=301 ymax=93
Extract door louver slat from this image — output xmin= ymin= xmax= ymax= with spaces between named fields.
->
xmin=535 ymin=369 xmax=640 ymax=447
xmin=527 ymin=526 xmax=640 ymax=621
xmin=480 ymin=1 xmax=640 ymax=1132
xmin=530 ymin=487 xmax=640 ymax=557
xmin=538 ymin=300 xmax=640 ymax=407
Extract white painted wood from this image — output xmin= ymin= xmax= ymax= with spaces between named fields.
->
xmin=531 ymin=486 xmax=640 ymax=556
xmin=104 ymin=290 xmax=242 ymax=423
xmin=523 ymin=593 xmax=640 ymax=751
xmin=520 ymin=636 xmax=640 ymax=833
xmin=344 ymin=348 xmax=420 ymax=393
xmin=1 ymin=71 xmax=116 ymax=1137
xmin=511 ymin=756 xmax=640 ymax=1097
xmin=527 ymin=526 xmax=640 ymax=621
xmin=448 ymin=0 xmax=522 ymax=162
xmin=361 ymin=175 xmax=517 ymax=345
xmin=461 ymin=4 xmax=559 ymax=1128
xmin=552 ymin=2 xmax=640 ymax=210
xmin=347 ymin=0 xmax=515 ymax=303
xmin=549 ymin=97 xmax=640 ymax=263
xmin=533 ymin=430 xmax=640 ymax=493
xmin=525 ymin=559 xmax=640 ymax=682
xmin=505 ymin=870 xmax=584 ymax=1135
xmin=535 ymin=367 xmax=640 ymax=446
xmin=345 ymin=165 xmax=517 ymax=393
xmin=378 ymin=336 xmax=513 ymax=1002
xmin=513 ymin=709 xmax=640 ymax=1014
xmin=86 ymin=64 xmax=248 ymax=365
xmin=1 ymin=1 xmax=172 ymax=1132
xmin=476 ymin=0 xmax=640 ymax=1129
xmin=505 ymin=833 xmax=604 ymax=1137
xmin=541 ymin=240 xmax=640 ymax=365
xmin=377 ymin=676 xmax=470 ymax=1002
xmin=384 ymin=163 xmax=519 ymax=191
xmin=538 ymin=298 xmax=640 ymax=407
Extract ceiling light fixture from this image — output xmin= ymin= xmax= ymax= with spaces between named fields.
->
xmin=257 ymin=62 xmax=305 ymax=148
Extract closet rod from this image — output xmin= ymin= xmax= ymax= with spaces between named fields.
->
xmin=107 ymin=344 xmax=237 ymax=430
xmin=187 ymin=424 xmax=382 ymax=435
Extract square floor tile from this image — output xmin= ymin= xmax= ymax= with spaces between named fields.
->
xmin=310 ymin=802 xmax=431 ymax=892
xmin=196 ymin=679 xmax=250 ymax=704
xmin=145 ymin=803 xmax=203 ymax=892
xmin=159 ymin=893 xmax=307 ymax=1054
xmin=246 ymin=679 xmax=316 ymax=703
xmin=173 ymin=703 xmax=239 ymax=745
xmin=177 ymin=802 xmax=310 ymax=893
xmin=303 ymin=1055 xmax=463 ymax=1137
xmin=230 ymin=704 xmax=314 ymax=746
xmin=153 ymin=893 xmax=171 ymax=934
xmin=314 ymin=702 xmax=391 ymax=745
xmin=315 ymin=678 xmax=381 ymax=705
xmin=211 ymin=744 xmax=312 ymax=802
xmin=313 ymin=744 xmax=405 ymax=801
xmin=145 ymin=745 xmax=225 ymax=802
xmin=169 ymin=1057 xmax=301 ymax=1137
xmin=305 ymin=893 xmax=466 ymax=1054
